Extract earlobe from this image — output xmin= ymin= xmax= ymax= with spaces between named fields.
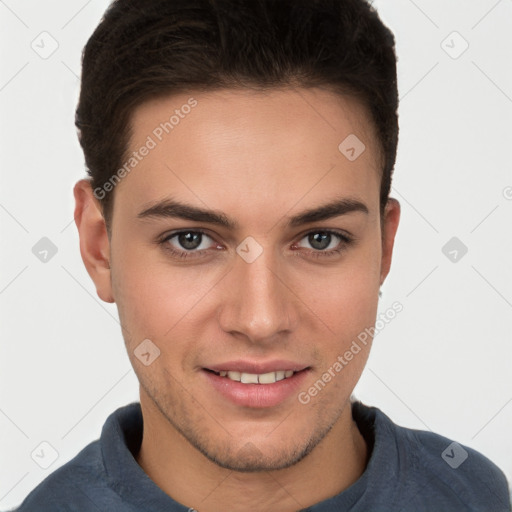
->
xmin=380 ymin=198 xmax=401 ymax=286
xmin=73 ymin=179 xmax=115 ymax=303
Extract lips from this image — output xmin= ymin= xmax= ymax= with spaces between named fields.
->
xmin=202 ymin=360 xmax=311 ymax=408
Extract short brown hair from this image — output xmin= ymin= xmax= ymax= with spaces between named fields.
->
xmin=76 ymin=0 xmax=399 ymax=228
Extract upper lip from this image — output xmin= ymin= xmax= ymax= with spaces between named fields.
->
xmin=205 ymin=360 xmax=310 ymax=374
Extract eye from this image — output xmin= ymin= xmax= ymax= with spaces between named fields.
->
xmin=298 ymin=232 xmax=339 ymax=251
xmin=159 ymin=228 xmax=353 ymax=261
xmin=160 ymin=230 xmax=219 ymax=257
xmin=293 ymin=230 xmax=353 ymax=258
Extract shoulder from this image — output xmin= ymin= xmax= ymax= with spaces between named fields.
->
xmin=13 ymin=440 xmax=120 ymax=511
xmin=390 ymin=411 xmax=510 ymax=510
xmin=352 ymin=401 xmax=511 ymax=511
xmin=12 ymin=402 xmax=144 ymax=512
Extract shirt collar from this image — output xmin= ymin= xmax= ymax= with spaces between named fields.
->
xmin=100 ymin=400 xmax=398 ymax=511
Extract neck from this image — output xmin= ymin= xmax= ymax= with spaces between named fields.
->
xmin=136 ymin=394 xmax=368 ymax=512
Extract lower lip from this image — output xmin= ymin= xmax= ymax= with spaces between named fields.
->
xmin=203 ymin=369 xmax=310 ymax=408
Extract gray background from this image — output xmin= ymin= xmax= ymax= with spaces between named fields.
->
xmin=1 ymin=0 xmax=511 ymax=508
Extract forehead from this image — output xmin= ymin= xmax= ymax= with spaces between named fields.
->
xmin=114 ymin=87 xmax=381 ymax=222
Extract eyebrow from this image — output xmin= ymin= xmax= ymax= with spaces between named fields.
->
xmin=137 ymin=197 xmax=369 ymax=229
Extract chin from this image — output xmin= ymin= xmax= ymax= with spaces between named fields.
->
xmin=197 ymin=439 xmax=315 ymax=473
xmin=185 ymin=415 xmax=337 ymax=473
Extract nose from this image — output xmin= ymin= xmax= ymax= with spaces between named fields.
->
xmin=217 ymin=247 xmax=299 ymax=344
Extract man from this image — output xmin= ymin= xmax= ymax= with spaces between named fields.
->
xmin=14 ymin=0 xmax=510 ymax=510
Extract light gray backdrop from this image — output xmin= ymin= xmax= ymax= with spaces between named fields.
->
xmin=1 ymin=0 xmax=511 ymax=508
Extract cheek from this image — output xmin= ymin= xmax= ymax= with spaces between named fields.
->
xmin=111 ymin=261 xmax=201 ymax=388
xmin=297 ymin=239 xmax=381 ymax=324
xmin=110 ymin=242 xmax=222 ymax=358
xmin=110 ymin=241 xmax=174 ymax=340
xmin=113 ymin=266 xmax=191 ymax=338
xmin=294 ymin=244 xmax=382 ymax=383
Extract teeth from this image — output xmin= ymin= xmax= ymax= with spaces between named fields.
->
xmin=218 ymin=370 xmax=297 ymax=384
xmin=241 ymin=373 xmax=259 ymax=384
xmin=227 ymin=371 xmax=241 ymax=381
xmin=258 ymin=372 xmax=277 ymax=384
xmin=275 ymin=371 xmax=285 ymax=381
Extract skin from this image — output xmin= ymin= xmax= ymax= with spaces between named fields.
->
xmin=74 ymin=87 xmax=400 ymax=512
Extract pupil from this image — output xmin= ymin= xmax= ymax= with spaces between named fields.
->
xmin=179 ymin=232 xmax=202 ymax=250
xmin=309 ymin=232 xmax=331 ymax=250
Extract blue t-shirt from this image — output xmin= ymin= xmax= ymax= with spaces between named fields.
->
xmin=11 ymin=401 xmax=511 ymax=511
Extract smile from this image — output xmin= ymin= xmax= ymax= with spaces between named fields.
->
xmin=211 ymin=370 xmax=296 ymax=384
xmin=203 ymin=366 xmax=310 ymax=408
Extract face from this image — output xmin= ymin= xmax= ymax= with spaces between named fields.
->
xmin=78 ymin=87 xmax=399 ymax=472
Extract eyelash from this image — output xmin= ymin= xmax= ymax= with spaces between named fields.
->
xmin=158 ymin=229 xmax=354 ymax=260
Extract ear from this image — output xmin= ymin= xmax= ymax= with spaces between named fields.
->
xmin=73 ymin=179 xmax=115 ymax=303
xmin=380 ymin=198 xmax=400 ymax=286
